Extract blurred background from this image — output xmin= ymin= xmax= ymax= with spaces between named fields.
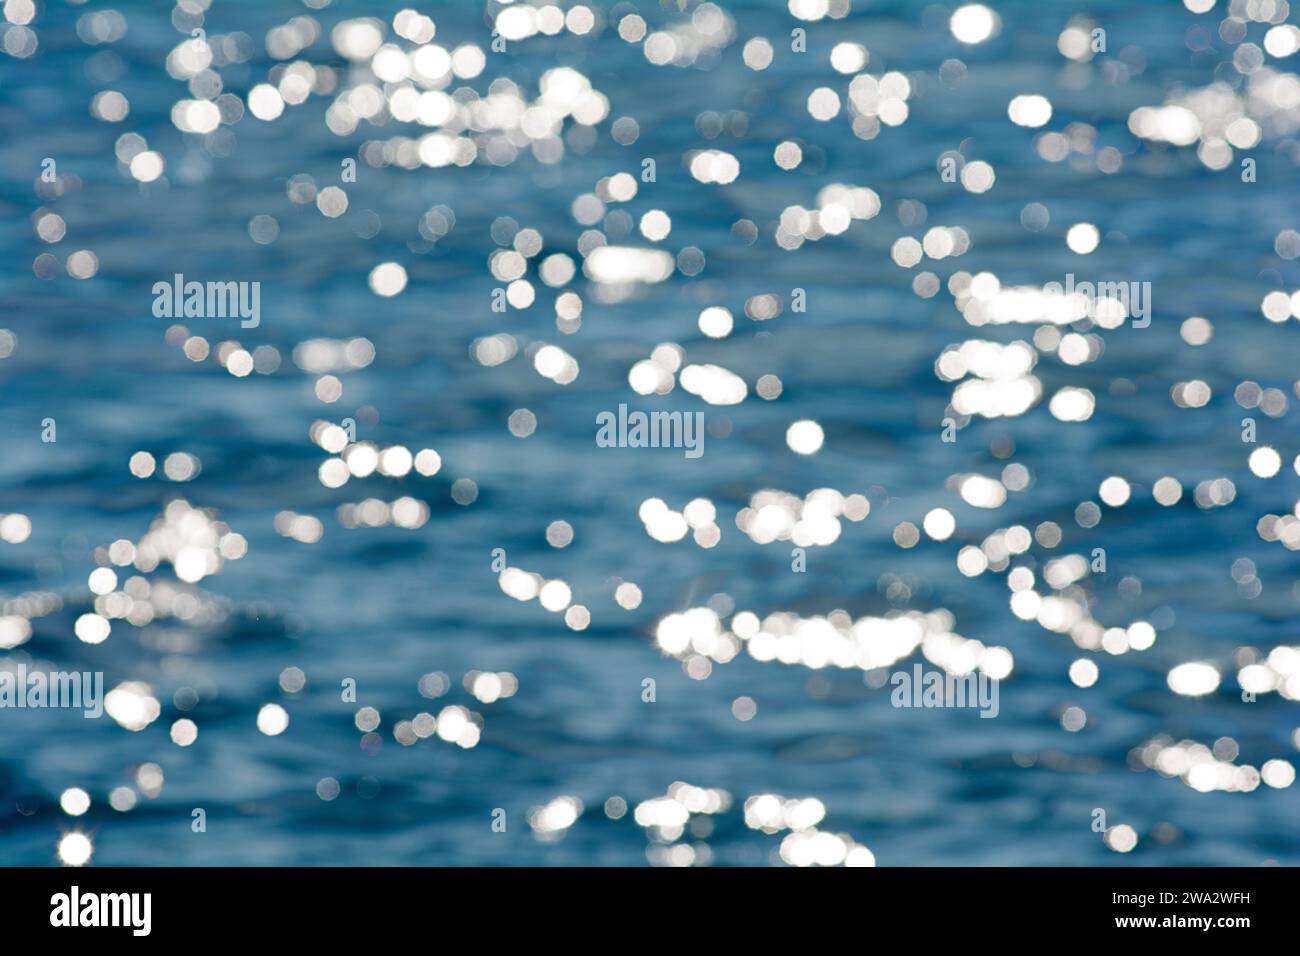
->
xmin=1 ymin=0 xmax=1298 ymax=866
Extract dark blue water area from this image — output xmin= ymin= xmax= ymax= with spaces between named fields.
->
xmin=0 ymin=0 xmax=1297 ymax=865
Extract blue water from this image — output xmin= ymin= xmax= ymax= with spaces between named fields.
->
xmin=1 ymin=0 xmax=1298 ymax=866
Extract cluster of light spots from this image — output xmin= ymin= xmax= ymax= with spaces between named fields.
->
xmin=1128 ymin=105 xmax=1203 ymax=147
xmin=843 ymin=71 xmax=912 ymax=139
xmin=530 ymin=343 xmax=580 ymax=386
xmin=989 ymin=538 xmax=1158 ymax=653
xmin=323 ymin=14 xmax=610 ymax=172
xmin=316 ymin=438 xmax=439 ymax=488
xmin=1237 ymin=646 xmax=1300 ymax=700
xmin=1033 ymin=119 xmax=1124 ymax=167
xmin=636 ymin=782 xmax=730 ymax=829
xmin=622 ymin=345 xmax=689 ymax=399
xmin=580 ymin=244 xmax=674 ymax=288
xmin=780 ymin=829 xmax=876 ymax=867
xmin=3 ymin=0 xmax=38 ymax=55
xmin=83 ymin=543 xmax=239 ymax=633
xmin=678 ymin=362 xmax=746 ymax=405
xmin=386 ymin=699 xmax=481 ymax=749
xmin=636 ymin=5 xmax=734 ymax=69
xmin=293 ymin=337 xmax=376 ymax=373
xmin=528 ymin=795 xmax=582 ymax=840
xmin=777 ymin=185 xmax=882 ymax=249
xmin=24 ymin=0 xmax=1300 ymax=868
xmin=171 ymin=96 xmax=225 ymax=134
xmin=638 ymin=497 xmax=719 ymax=547
xmin=737 ymin=488 xmax=868 ymax=548
xmin=120 ymin=499 xmax=249 ymax=584
xmin=1136 ymin=736 xmax=1294 ymax=793
xmin=335 ymin=497 xmax=430 ymax=530
xmin=742 ymin=793 xmax=874 ymax=866
xmin=632 ymin=782 xmax=731 ymax=862
xmin=957 ymin=525 xmax=1027 ymax=576
xmin=487 ymin=222 xmax=570 ymax=310
xmin=917 ymin=225 xmax=972 ymax=263
xmin=210 ymin=341 xmax=273 ymax=378
xmin=953 ymin=473 xmax=1007 ymax=509
xmin=1191 ymin=477 xmax=1236 ymax=509
xmin=1234 ymin=380 xmax=1288 ymax=417
xmin=653 ymin=607 xmax=736 ymax=678
xmin=161 ymin=327 xmax=279 ymax=375
xmin=498 ymin=566 xmax=584 ymax=624
xmin=492 ymin=5 xmax=591 ymax=42
xmin=465 ymin=671 xmax=519 ymax=704
xmin=788 ymin=0 xmax=850 ymax=22
xmin=1008 ymin=94 xmax=1053 ymax=127
xmin=657 ymin=606 xmax=1010 ymax=683
xmin=820 ymin=183 xmax=883 ymax=228
xmin=939 ymin=339 xmax=1041 ymax=420
xmin=598 ymin=170 xmax=639 ymax=204
xmin=1128 ymin=80 xmax=1266 ymax=171
xmin=951 ymin=272 xmax=1130 ymax=329
xmin=687 ymin=148 xmax=740 ymax=184
xmin=274 ymin=511 xmax=325 ymax=543
xmin=267 ymin=14 xmax=323 ymax=58
xmin=475 ymin=335 xmax=520 ymax=369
